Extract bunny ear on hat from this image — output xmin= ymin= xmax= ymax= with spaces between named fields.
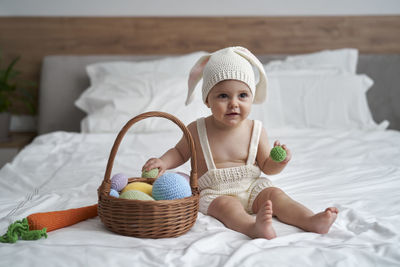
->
xmin=233 ymin=46 xmax=267 ymax=104
xmin=186 ymin=54 xmax=211 ymax=105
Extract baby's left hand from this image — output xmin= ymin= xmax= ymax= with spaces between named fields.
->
xmin=273 ymin=140 xmax=292 ymax=164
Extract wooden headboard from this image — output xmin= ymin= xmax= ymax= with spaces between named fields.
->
xmin=1 ymin=16 xmax=400 ymax=113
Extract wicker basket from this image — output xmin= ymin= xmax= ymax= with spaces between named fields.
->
xmin=98 ymin=111 xmax=199 ymax=238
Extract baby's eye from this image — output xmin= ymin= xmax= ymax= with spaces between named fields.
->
xmin=218 ymin=93 xmax=228 ymax=99
xmin=239 ymin=93 xmax=249 ymax=98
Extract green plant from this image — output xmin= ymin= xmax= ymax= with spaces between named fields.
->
xmin=0 ymin=52 xmax=36 ymax=114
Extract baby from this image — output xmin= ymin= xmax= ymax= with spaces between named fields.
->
xmin=143 ymin=47 xmax=338 ymax=239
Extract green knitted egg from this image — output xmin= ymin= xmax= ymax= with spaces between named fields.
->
xmin=270 ymin=146 xmax=287 ymax=162
xmin=119 ymin=190 xmax=155 ymax=201
xmin=142 ymin=168 xmax=159 ymax=178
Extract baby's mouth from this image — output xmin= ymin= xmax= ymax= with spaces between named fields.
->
xmin=226 ymin=112 xmax=240 ymax=116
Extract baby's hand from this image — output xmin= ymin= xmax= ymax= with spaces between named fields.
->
xmin=142 ymin=158 xmax=166 ymax=177
xmin=273 ymin=140 xmax=292 ymax=164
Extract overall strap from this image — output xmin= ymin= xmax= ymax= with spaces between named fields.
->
xmin=246 ymin=120 xmax=262 ymax=165
xmin=196 ymin=118 xmax=217 ymax=170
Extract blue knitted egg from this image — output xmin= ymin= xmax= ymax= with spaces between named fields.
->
xmin=152 ymin=173 xmax=192 ymax=200
xmin=109 ymin=189 xmax=120 ymax=198
xmin=111 ymin=173 xmax=128 ymax=191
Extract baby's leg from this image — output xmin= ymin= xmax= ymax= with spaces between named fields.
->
xmin=207 ymin=195 xmax=276 ymax=239
xmin=252 ymin=187 xmax=338 ymax=234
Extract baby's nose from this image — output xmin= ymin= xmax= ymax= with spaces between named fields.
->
xmin=229 ymin=98 xmax=239 ymax=108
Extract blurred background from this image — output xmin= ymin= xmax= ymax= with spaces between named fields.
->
xmin=1 ymin=0 xmax=400 ymax=16
xmin=0 ymin=0 xmax=399 ymax=133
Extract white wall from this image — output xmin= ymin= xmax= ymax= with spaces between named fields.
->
xmin=1 ymin=0 xmax=400 ymax=16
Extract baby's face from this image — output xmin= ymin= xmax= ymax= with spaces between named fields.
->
xmin=206 ymin=80 xmax=253 ymax=127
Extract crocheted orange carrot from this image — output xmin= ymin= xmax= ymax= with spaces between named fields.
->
xmin=27 ymin=204 xmax=98 ymax=232
xmin=0 ymin=204 xmax=98 ymax=243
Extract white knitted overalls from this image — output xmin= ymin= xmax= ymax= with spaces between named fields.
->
xmin=197 ymin=118 xmax=273 ymax=214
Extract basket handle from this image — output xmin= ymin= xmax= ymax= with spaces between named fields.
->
xmin=102 ymin=111 xmax=198 ymax=191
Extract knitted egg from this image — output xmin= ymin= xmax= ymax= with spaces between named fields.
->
xmin=175 ymin=172 xmax=190 ymax=183
xmin=152 ymin=173 xmax=192 ymax=200
xmin=111 ymin=173 xmax=128 ymax=191
xmin=109 ymin=189 xmax=120 ymax=198
xmin=142 ymin=168 xmax=159 ymax=178
xmin=121 ymin=182 xmax=153 ymax=196
xmin=119 ymin=190 xmax=155 ymax=201
xmin=270 ymin=146 xmax=287 ymax=162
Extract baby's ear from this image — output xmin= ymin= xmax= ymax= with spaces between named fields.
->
xmin=205 ymin=98 xmax=211 ymax=108
xmin=186 ymin=54 xmax=211 ymax=105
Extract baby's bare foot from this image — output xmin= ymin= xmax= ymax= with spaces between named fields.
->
xmin=253 ymin=200 xmax=276 ymax=239
xmin=309 ymin=207 xmax=339 ymax=234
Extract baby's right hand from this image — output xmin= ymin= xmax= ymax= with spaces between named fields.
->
xmin=142 ymin=158 xmax=166 ymax=177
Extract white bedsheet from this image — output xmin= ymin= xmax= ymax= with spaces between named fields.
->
xmin=1 ymin=128 xmax=400 ymax=267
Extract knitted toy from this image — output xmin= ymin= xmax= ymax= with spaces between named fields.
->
xmin=121 ymin=182 xmax=153 ymax=196
xmin=119 ymin=190 xmax=155 ymax=201
xmin=111 ymin=173 xmax=128 ymax=191
xmin=142 ymin=168 xmax=159 ymax=178
xmin=109 ymin=189 xmax=120 ymax=198
xmin=0 ymin=218 xmax=47 ymax=243
xmin=0 ymin=204 xmax=98 ymax=243
xmin=175 ymin=172 xmax=190 ymax=183
xmin=270 ymin=146 xmax=287 ymax=162
xmin=152 ymin=173 xmax=192 ymax=200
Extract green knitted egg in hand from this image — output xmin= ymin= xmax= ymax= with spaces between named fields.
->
xmin=270 ymin=146 xmax=287 ymax=162
xmin=142 ymin=168 xmax=159 ymax=178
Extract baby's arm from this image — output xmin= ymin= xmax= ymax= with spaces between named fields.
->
xmin=142 ymin=123 xmax=193 ymax=177
xmin=257 ymin=127 xmax=292 ymax=175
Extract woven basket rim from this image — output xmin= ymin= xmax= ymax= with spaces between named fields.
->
xmin=98 ymin=111 xmax=199 ymax=201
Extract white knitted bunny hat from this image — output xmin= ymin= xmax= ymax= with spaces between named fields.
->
xmin=185 ymin=46 xmax=267 ymax=105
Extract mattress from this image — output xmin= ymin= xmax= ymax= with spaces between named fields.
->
xmin=1 ymin=127 xmax=399 ymax=267
xmin=2 ymin=48 xmax=400 ymax=266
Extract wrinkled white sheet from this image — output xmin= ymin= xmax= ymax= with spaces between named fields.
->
xmin=1 ymin=128 xmax=400 ymax=267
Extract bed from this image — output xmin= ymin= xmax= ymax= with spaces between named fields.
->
xmin=1 ymin=48 xmax=400 ymax=267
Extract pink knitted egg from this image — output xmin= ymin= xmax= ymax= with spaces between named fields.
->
xmin=175 ymin=172 xmax=190 ymax=183
xmin=111 ymin=173 xmax=128 ymax=191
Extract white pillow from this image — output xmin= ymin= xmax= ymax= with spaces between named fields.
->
xmin=75 ymin=52 xmax=211 ymax=133
xmin=265 ymin=48 xmax=358 ymax=74
xmin=249 ymin=77 xmax=285 ymax=129
xmin=86 ymin=51 xmax=207 ymax=85
xmin=76 ymin=73 xmax=209 ymax=133
xmin=273 ymin=73 xmax=381 ymax=129
xmin=76 ymin=72 xmax=209 ymax=133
